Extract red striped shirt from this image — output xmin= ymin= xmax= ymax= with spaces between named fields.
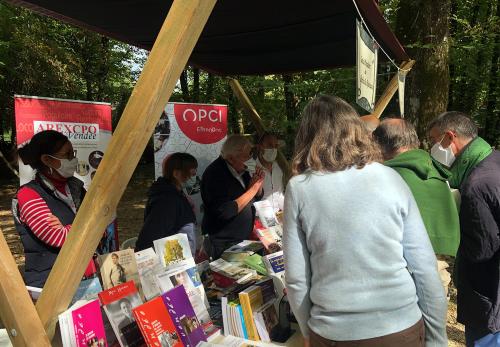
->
xmin=17 ymin=187 xmax=71 ymax=248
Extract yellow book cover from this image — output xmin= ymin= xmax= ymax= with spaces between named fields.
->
xmin=238 ymin=285 xmax=263 ymax=341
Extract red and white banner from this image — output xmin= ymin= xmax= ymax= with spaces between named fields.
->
xmin=154 ymin=102 xmax=228 ymax=226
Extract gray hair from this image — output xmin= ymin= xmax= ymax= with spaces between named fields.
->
xmin=428 ymin=111 xmax=478 ymax=139
xmin=221 ymin=134 xmax=251 ymax=159
xmin=373 ymin=118 xmax=420 ymax=159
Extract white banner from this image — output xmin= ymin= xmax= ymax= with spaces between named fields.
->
xmin=356 ymin=20 xmax=378 ymax=113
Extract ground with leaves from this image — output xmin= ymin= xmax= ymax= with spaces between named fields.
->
xmin=0 ymin=164 xmax=465 ymax=345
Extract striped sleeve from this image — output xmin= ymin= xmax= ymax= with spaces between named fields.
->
xmin=17 ymin=187 xmax=72 ymax=248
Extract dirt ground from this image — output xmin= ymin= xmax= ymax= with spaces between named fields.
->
xmin=0 ymin=164 xmax=466 ymax=346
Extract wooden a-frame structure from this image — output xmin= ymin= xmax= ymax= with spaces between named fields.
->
xmin=0 ymin=0 xmax=413 ymax=345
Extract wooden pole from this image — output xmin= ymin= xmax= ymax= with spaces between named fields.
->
xmin=372 ymin=60 xmax=415 ymax=118
xmin=36 ymin=0 xmax=217 ymax=338
xmin=0 ymin=229 xmax=51 ymax=347
xmin=228 ymin=78 xmax=291 ymax=180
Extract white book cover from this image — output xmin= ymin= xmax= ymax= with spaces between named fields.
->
xmin=98 ymin=249 xmax=141 ymax=293
xmin=153 ymin=233 xmax=193 ymax=270
xmin=134 ymin=247 xmax=163 ymax=300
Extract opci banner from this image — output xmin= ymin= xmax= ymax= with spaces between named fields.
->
xmin=154 ymin=102 xmax=228 ymax=227
xmin=14 ymin=95 xmax=117 ymax=252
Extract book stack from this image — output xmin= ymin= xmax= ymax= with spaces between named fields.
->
xmin=209 ymin=258 xmax=258 ymax=288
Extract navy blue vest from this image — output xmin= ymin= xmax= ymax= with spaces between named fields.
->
xmin=12 ymin=175 xmax=85 ymax=287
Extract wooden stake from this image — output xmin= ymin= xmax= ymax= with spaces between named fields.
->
xmin=372 ymin=60 xmax=415 ymax=118
xmin=36 ymin=0 xmax=217 ymax=338
xmin=228 ymin=78 xmax=291 ymax=180
xmin=0 ymin=228 xmax=51 ymax=347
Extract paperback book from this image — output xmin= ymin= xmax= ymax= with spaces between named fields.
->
xmin=253 ymin=300 xmax=279 ymax=343
xmin=71 ymin=277 xmax=103 ymax=305
xmin=153 ymin=234 xmax=193 ymax=270
xmin=72 ymin=299 xmax=108 ymax=347
xmin=253 ymin=200 xmax=280 ymax=228
xmin=98 ymin=249 xmax=141 ymax=294
xmin=135 ymin=248 xmax=163 ymax=300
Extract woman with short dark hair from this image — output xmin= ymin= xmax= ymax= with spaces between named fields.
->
xmin=135 ymin=152 xmax=198 ymax=253
xmin=12 ymin=130 xmax=95 ymax=287
xmin=284 ymin=95 xmax=447 ymax=347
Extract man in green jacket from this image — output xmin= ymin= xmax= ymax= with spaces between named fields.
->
xmin=373 ymin=118 xmax=460 ymax=293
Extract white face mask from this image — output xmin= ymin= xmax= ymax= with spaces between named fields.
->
xmin=262 ymin=148 xmax=278 ymax=162
xmin=182 ymin=175 xmax=197 ymax=189
xmin=49 ymin=156 xmax=78 ymax=178
xmin=430 ymin=136 xmax=455 ymax=167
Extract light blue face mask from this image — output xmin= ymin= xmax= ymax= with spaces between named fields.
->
xmin=182 ymin=175 xmax=197 ymax=190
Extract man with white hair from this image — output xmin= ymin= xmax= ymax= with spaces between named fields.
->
xmin=201 ymin=134 xmax=264 ymax=259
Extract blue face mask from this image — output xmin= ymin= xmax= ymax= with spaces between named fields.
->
xmin=182 ymin=175 xmax=197 ymax=190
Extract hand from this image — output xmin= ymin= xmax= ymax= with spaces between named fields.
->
xmin=303 ymin=337 xmax=310 ymax=347
xmin=249 ymin=166 xmax=265 ymax=191
xmin=46 ymin=214 xmax=63 ymax=229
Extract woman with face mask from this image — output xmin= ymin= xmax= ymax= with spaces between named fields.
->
xmin=135 ymin=152 xmax=198 ymax=255
xmin=12 ymin=130 xmax=95 ymax=287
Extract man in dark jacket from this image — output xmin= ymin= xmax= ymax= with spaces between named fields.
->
xmin=429 ymin=111 xmax=499 ymax=346
xmin=201 ymin=135 xmax=264 ymax=259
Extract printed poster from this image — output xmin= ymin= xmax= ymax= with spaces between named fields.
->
xmin=153 ymin=102 xmax=228 ymax=226
xmin=356 ymin=20 xmax=378 ymax=113
xmin=14 ymin=95 xmax=118 ymax=253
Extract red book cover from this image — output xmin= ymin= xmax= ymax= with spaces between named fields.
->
xmin=133 ymin=297 xmax=184 ymax=347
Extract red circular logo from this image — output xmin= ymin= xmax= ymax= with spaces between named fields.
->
xmin=174 ymin=104 xmax=227 ymax=144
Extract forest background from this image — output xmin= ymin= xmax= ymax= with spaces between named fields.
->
xmin=0 ymin=0 xmax=498 ymax=174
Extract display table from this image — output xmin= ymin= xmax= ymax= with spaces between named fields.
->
xmin=210 ymin=325 xmax=303 ymax=347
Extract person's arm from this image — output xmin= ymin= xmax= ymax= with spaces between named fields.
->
xmin=459 ymin=183 xmax=500 ymax=262
xmin=235 ymin=166 xmax=264 ymax=211
xmin=283 ymin=181 xmax=312 ymax=339
xmin=402 ymin=193 xmax=448 ymax=347
xmin=17 ymin=187 xmax=71 ymax=248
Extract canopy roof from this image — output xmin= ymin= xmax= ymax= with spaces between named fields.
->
xmin=8 ymin=0 xmax=408 ymax=75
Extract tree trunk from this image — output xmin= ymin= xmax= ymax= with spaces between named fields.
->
xmin=180 ymin=69 xmax=190 ymax=102
xmin=206 ymin=73 xmax=214 ymax=102
xmin=95 ymin=36 xmax=110 ymax=101
xmin=193 ymin=68 xmax=200 ymax=103
xmin=395 ymin=0 xmax=451 ymax=138
xmin=283 ymin=74 xmax=296 ymax=122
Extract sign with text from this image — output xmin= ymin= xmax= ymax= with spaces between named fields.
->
xmin=154 ymin=102 xmax=228 ymax=227
xmin=14 ymin=95 xmax=118 ymax=253
xmin=356 ymin=20 xmax=378 ymax=113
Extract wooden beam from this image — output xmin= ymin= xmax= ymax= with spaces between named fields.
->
xmin=372 ymin=60 xmax=415 ymax=118
xmin=0 ymin=228 xmax=51 ymax=347
xmin=228 ymin=78 xmax=291 ymax=180
xmin=36 ymin=0 xmax=217 ymax=338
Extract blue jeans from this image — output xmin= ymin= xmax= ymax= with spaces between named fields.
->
xmin=465 ymin=326 xmax=487 ymax=347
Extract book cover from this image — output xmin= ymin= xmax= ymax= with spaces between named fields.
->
xmin=253 ymin=300 xmax=278 ymax=343
xmin=132 ymin=296 xmax=183 ymax=347
xmin=72 ymin=277 xmax=103 ymax=305
xmin=153 ymin=234 xmax=192 ymax=270
xmin=98 ymin=281 xmax=145 ymax=347
xmin=254 ymin=277 xmax=276 ymax=304
xmin=209 ymin=259 xmax=257 ymax=284
xmin=253 ymin=201 xmax=280 ymax=228
xmin=135 ymin=248 xmax=163 ymax=300
xmin=243 ymin=254 xmax=267 ymax=276
xmin=238 ymin=286 xmax=263 ymax=341
xmin=161 ymin=285 xmax=207 ymax=347
xmin=98 ymin=249 xmax=142 ymax=294
xmin=72 ymin=299 xmax=108 ymax=347
xmin=254 ymin=226 xmax=282 ymax=253
xmin=263 ymin=251 xmax=285 ymax=275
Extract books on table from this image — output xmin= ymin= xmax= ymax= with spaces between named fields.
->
xmin=238 ymin=286 xmax=264 ymax=341
xmin=253 ymin=300 xmax=279 ymax=343
xmin=153 ymin=233 xmax=193 ymax=271
xmin=255 ymin=226 xmax=283 ymax=253
xmin=98 ymin=249 xmax=142 ymax=295
xmin=253 ymin=200 xmax=280 ymax=228
xmin=71 ymin=277 xmax=103 ymax=305
xmin=263 ymin=251 xmax=284 ymax=277
xmin=98 ymin=281 xmax=145 ymax=347
xmin=209 ymin=258 xmax=257 ymax=287
xmin=135 ymin=248 xmax=162 ymax=300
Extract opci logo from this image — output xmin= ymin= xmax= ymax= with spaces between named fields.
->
xmin=174 ymin=104 xmax=227 ymax=144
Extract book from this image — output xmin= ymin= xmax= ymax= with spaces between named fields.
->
xmin=98 ymin=281 xmax=145 ymax=347
xmin=156 ymin=263 xmax=214 ymax=337
xmin=98 ymin=249 xmax=142 ymax=295
xmin=161 ymin=285 xmax=207 ymax=347
xmin=243 ymin=254 xmax=267 ymax=276
xmin=153 ymin=234 xmax=193 ymax=270
xmin=254 ymin=277 xmax=276 ymax=304
xmin=58 ymin=300 xmax=89 ymax=347
xmin=254 ymin=226 xmax=282 ymax=253
xmin=72 ymin=299 xmax=108 ymax=347
xmin=253 ymin=300 xmax=278 ymax=343
xmin=223 ymin=241 xmax=263 ymax=255
xmin=209 ymin=259 xmax=257 ymax=286
xmin=238 ymin=286 xmax=264 ymax=341
xmin=71 ymin=277 xmax=103 ymax=305
xmin=253 ymin=201 xmax=280 ymax=228
xmin=134 ymin=248 xmax=163 ymax=300
xmin=263 ymin=251 xmax=285 ymax=276
xmin=132 ymin=296 xmax=183 ymax=347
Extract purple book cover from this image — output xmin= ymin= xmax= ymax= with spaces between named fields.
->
xmin=161 ymin=285 xmax=207 ymax=347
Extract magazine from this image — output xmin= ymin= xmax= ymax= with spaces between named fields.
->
xmin=253 ymin=200 xmax=280 ymax=228
xmin=161 ymin=285 xmax=207 ymax=347
xmin=153 ymin=234 xmax=193 ymax=270
xmin=98 ymin=281 xmax=145 ymax=347
xmin=98 ymin=249 xmax=141 ymax=295
xmin=134 ymin=248 xmax=163 ymax=300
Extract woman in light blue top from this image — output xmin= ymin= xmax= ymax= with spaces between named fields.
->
xmin=283 ymin=95 xmax=447 ymax=347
